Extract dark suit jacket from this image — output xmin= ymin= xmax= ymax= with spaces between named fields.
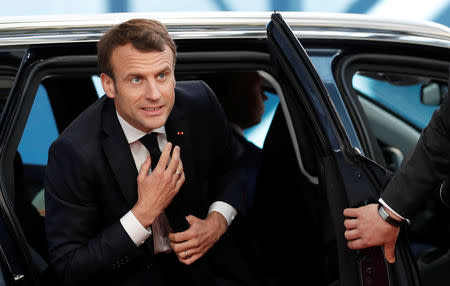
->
xmin=230 ymin=129 xmax=262 ymax=216
xmin=381 ymin=95 xmax=450 ymax=218
xmin=44 ymin=81 xmax=244 ymax=286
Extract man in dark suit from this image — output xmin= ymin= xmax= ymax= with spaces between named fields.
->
xmin=205 ymin=71 xmax=267 ymax=214
xmin=203 ymin=71 xmax=268 ymax=283
xmin=343 ymin=77 xmax=450 ymax=263
xmin=45 ymin=19 xmax=244 ymax=285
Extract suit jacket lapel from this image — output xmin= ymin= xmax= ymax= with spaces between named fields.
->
xmin=165 ymin=103 xmax=195 ymax=184
xmin=101 ymin=98 xmax=138 ymax=207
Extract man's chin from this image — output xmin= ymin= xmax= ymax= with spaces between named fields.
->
xmin=144 ymin=119 xmax=167 ymax=132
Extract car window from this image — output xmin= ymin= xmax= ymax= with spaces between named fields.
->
xmin=243 ymin=91 xmax=279 ymax=148
xmin=18 ymin=85 xmax=59 ymax=166
xmin=352 ymin=71 xmax=448 ymax=168
xmin=353 ymin=71 xmax=445 ymax=129
xmin=91 ymin=75 xmax=104 ymax=98
xmin=16 ymin=84 xmax=58 ymax=217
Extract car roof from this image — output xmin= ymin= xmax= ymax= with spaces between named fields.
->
xmin=0 ymin=11 xmax=448 ymax=48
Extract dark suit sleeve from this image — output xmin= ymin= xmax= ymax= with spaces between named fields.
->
xmin=45 ymin=138 xmax=139 ymax=285
xmin=381 ymin=97 xmax=450 ymax=218
xmin=199 ymin=81 xmax=246 ymax=212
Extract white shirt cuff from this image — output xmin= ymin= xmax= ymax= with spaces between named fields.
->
xmin=378 ymin=198 xmax=407 ymax=221
xmin=120 ymin=210 xmax=152 ymax=246
xmin=208 ymin=201 xmax=237 ymax=226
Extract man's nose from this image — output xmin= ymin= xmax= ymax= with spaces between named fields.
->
xmin=145 ymin=81 xmax=162 ymax=100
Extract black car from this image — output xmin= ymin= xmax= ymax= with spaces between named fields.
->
xmin=0 ymin=11 xmax=449 ymax=285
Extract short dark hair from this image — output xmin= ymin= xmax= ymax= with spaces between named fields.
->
xmin=97 ymin=18 xmax=177 ymax=79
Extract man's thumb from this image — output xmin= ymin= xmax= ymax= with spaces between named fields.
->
xmin=185 ymin=215 xmax=196 ymax=226
xmin=383 ymin=242 xmax=396 ymax=263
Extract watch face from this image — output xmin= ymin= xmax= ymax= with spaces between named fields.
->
xmin=378 ymin=204 xmax=402 ymax=227
xmin=378 ymin=204 xmax=388 ymax=220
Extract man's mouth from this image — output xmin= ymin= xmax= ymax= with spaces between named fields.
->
xmin=143 ymin=106 xmax=162 ymax=112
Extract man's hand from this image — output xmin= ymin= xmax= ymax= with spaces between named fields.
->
xmin=343 ymin=203 xmax=400 ymax=263
xmin=169 ymin=212 xmax=227 ymax=265
xmin=132 ymin=142 xmax=185 ymax=228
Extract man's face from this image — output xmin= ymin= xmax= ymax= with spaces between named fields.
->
xmin=228 ymin=72 xmax=267 ymax=129
xmin=101 ymin=43 xmax=176 ymax=133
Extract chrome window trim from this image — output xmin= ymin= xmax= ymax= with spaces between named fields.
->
xmin=0 ymin=12 xmax=448 ymax=48
xmin=259 ymin=70 xmax=319 ymax=185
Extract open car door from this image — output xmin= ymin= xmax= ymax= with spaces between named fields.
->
xmin=266 ymin=12 xmax=421 ymax=286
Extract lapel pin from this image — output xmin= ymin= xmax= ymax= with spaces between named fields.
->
xmin=177 ymin=131 xmax=184 ymax=135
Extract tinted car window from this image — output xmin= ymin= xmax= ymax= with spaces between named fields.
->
xmin=18 ymin=85 xmax=59 ymax=166
xmin=353 ymin=72 xmax=443 ymax=129
xmin=243 ymin=91 xmax=279 ymax=148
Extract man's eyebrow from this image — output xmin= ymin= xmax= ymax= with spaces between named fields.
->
xmin=123 ymin=65 xmax=172 ymax=80
xmin=157 ymin=66 xmax=172 ymax=74
xmin=124 ymin=72 xmax=144 ymax=79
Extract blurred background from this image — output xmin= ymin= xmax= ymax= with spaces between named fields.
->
xmin=2 ymin=0 xmax=449 ymax=27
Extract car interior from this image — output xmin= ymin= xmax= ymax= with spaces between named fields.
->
xmin=5 ymin=49 xmax=341 ymax=285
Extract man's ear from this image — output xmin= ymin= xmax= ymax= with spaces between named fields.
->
xmin=101 ymin=73 xmax=116 ymax=99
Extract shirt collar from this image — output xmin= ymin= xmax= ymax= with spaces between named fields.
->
xmin=116 ymin=111 xmax=166 ymax=144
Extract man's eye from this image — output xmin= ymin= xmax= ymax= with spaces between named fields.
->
xmin=131 ymin=77 xmax=141 ymax=83
xmin=157 ymin=73 xmax=166 ymax=80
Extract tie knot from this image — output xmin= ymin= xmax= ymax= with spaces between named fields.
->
xmin=139 ymin=132 xmax=159 ymax=150
xmin=139 ymin=132 xmax=158 ymax=146
xmin=139 ymin=133 xmax=161 ymax=169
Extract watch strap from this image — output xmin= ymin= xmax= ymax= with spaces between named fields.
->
xmin=377 ymin=204 xmax=402 ymax=227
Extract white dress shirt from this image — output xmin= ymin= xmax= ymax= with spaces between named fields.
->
xmin=116 ymin=112 xmax=237 ymax=246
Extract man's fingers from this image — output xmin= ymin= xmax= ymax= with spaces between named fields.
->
xmin=166 ymin=145 xmax=181 ymax=174
xmin=137 ymin=156 xmax=151 ymax=181
xmin=344 ymin=228 xmax=360 ymax=241
xmin=343 ymin=208 xmax=358 ymax=218
xmin=383 ymin=243 xmax=396 ymax=263
xmin=347 ymin=239 xmax=366 ymax=250
xmin=175 ymin=160 xmax=184 ymax=177
xmin=168 ymin=215 xmax=199 ymax=243
xmin=178 ymin=251 xmax=200 ymax=265
xmin=344 ymin=218 xmax=358 ymax=230
xmin=170 ymin=238 xmax=197 ymax=253
xmin=175 ymin=172 xmax=185 ymax=190
xmin=155 ymin=142 xmax=172 ymax=170
xmin=169 ymin=229 xmax=191 ymax=243
xmin=185 ymin=215 xmax=198 ymax=226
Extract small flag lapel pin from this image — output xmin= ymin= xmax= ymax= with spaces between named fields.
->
xmin=177 ymin=131 xmax=184 ymax=135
